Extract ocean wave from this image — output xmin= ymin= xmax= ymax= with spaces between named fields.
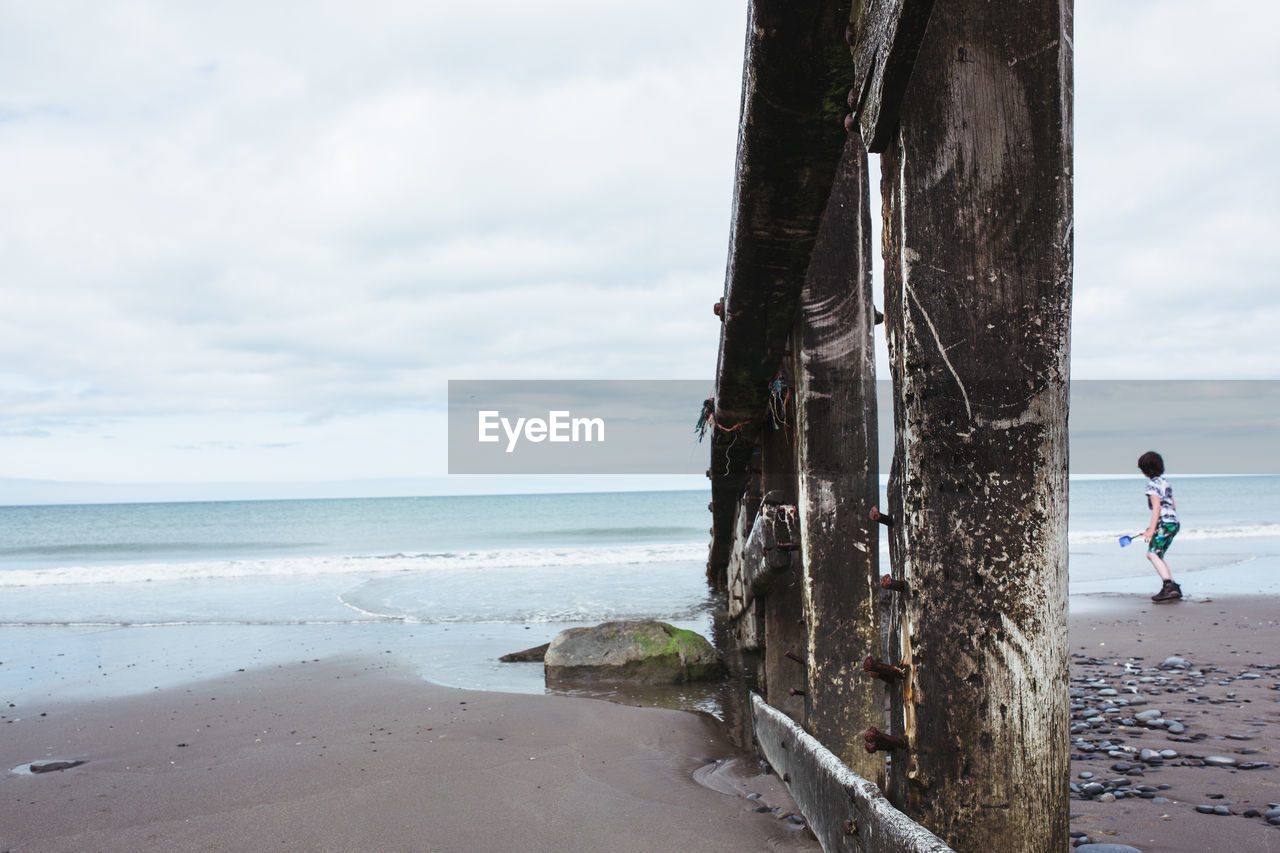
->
xmin=0 ymin=540 xmax=320 ymax=558
xmin=0 ymin=542 xmax=708 ymax=588
xmin=1069 ymin=523 xmax=1280 ymax=546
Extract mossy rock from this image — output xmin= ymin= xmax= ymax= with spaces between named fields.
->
xmin=544 ymin=620 xmax=723 ymax=685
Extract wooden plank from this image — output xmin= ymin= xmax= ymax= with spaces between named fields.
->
xmin=709 ymin=0 xmax=852 ymax=585
xmin=879 ymin=0 xmax=1072 ymax=849
xmin=752 ymin=694 xmax=956 ymax=853
xmin=727 ymin=501 xmax=798 ymax=621
xmin=758 ymin=413 xmax=806 ymax=721
xmin=847 ymin=0 xmax=937 ymax=152
xmin=793 ymin=129 xmax=883 ymax=779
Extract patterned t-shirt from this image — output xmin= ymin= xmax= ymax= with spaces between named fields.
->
xmin=1145 ymin=476 xmax=1179 ymax=524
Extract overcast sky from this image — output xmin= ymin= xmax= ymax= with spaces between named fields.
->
xmin=2 ymin=1 xmax=1277 ymax=502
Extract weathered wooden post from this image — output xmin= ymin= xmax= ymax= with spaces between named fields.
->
xmin=792 ymin=128 xmax=882 ymax=777
xmin=708 ymin=0 xmax=853 ymax=590
xmin=873 ymin=1 xmax=1073 ymax=850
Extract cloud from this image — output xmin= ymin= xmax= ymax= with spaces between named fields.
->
xmin=0 ymin=0 xmax=1277 ymax=490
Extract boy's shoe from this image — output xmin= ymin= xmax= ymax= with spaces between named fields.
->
xmin=1151 ymin=580 xmax=1183 ymax=602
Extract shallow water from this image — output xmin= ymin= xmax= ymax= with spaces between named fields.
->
xmin=2 ymin=478 xmax=1276 ymax=707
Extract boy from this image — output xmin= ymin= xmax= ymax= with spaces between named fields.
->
xmin=1139 ymin=450 xmax=1182 ymax=602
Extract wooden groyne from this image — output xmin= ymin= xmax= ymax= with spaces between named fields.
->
xmin=708 ymin=2 xmax=1072 ymax=851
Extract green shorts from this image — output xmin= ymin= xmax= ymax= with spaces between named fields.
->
xmin=1148 ymin=521 xmax=1180 ymax=558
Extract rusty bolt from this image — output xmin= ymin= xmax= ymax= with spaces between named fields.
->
xmin=846 ymin=87 xmax=858 ymax=109
xmin=863 ymin=726 xmax=909 ymax=754
xmin=784 ymin=650 xmax=805 ymax=665
xmin=789 ymin=687 xmax=805 ymax=696
xmin=880 ymin=574 xmax=907 ymax=592
xmin=869 ymin=505 xmax=894 ymax=527
xmin=875 ymin=309 xmax=885 ymax=325
xmin=713 ymin=298 xmax=724 ymax=318
xmin=708 ymin=501 xmax=714 ymax=512
xmin=731 ymin=594 xmax=744 ymax=602
xmin=862 ymin=655 xmax=906 ymax=682
xmin=844 ymin=819 xmax=859 ymax=836
xmin=843 ymin=113 xmax=856 ymax=133
xmin=844 ymin=22 xmax=856 ymax=45
xmin=705 ymin=468 xmax=712 ymax=479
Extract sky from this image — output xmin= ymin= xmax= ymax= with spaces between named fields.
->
xmin=1 ymin=1 xmax=1277 ymax=503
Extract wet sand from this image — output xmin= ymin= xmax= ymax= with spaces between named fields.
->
xmin=1067 ymin=593 xmax=1280 ymax=852
xmin=3 ymin=593 xmax=1277 ymax=852
xmin=0 ymin=656 xmax=816 ymax=852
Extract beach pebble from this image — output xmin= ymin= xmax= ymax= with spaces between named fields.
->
xmin=28 ymin=760 xmax=84 ymax=774
xmin=1196 ymin=805 xmax=1217 ymax=814
xmin=1202 ymin=756 xmax=1238 ymax=767
xmin=1097 ymin=792 xmax=1116 ymax=803
xmin=1213 ymin=805 xmax=1231 ymax=816
xmin=1162 ymin=656 xmax=1190 ymax=669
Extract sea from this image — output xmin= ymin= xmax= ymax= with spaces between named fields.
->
xmin=2 ymin=477 xmax=1278 ymax=707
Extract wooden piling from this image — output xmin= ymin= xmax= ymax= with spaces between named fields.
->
xmin=793 ymin=129 xmax=882 ymax=778
xmin=879 ymin=1 xmax=1072 ymax=850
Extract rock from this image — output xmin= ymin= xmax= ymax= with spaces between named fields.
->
xmin=1162 ymin=656 xmax=1190 ymax=669
xmin=500 ymin=643 xmax=550 ymax=663
xmin=1202 ymin=755 xmax=1238 ymax=767
xmin=544 ymin=621 xmax=723 ymax=685
xmin=1097 ymin=792 xmax=1116 ymax=803
xmin=28 ymin=760 xmax=84 ymax=774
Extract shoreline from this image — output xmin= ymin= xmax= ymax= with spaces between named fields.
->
xmin=1 ymin=656 xmax=816 ymax=853
xmin=2 ymin=592 xmax=1276 ymax=851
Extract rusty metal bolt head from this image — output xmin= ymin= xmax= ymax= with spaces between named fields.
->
xmin=869 ymin=505 xmax=894 ymax=527
xmin=784 ymin=650 xmax=805 ymax=665
xmin=863 ymin=726 xmax=909 ymax=754
xmin=862 ymin=655 xmax=906 ymax=682
xmin=844 ymin=113 xmax=856 ymax=133
xmin=845 ymin=22 xmax=856 ymax=45
xmin=788 ymin=687 xmax=805 ymax=696
xmin=713 ymin=298 xmax=724 ymax=318
xmin=880 ymin=574 xmax=907 ymax=592
xmin=846 ymin=87 xmax=858 ymax=109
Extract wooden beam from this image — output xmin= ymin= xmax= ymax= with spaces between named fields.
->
xmin=793 ymin=129 xmax=883 ymax=778
xmin=757 ymin=414 xmax=806 ymax=721
xmin=847 ymin=0 xmax=937 ymax=152
xmin=879 ymin=1 xmax=1072 ymax=849
xmin=709 ymin=0 xmax=853 ymax=585
xmin=752 ymin=694 xmax=956 ymax=853
xmin=716 ymin=0 xmax=853 ymax=424
xmin=727 ymin=501 xmax=798 ymax=619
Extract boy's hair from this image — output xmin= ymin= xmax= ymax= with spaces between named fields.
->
xmin=1138 ymin=451 xmax=1165 ymax=478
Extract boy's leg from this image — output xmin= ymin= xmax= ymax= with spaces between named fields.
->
xmin=1146 ymin=552 xmax=1173 ymax=581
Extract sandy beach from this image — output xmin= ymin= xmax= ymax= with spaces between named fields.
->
xmin=3 ymin=592 xmax=1277 ymax=852
xmin=1 ymin=655 xmax=815 ymax=853
xmin=1067 ymin=593 xmax=1280 ymax=852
